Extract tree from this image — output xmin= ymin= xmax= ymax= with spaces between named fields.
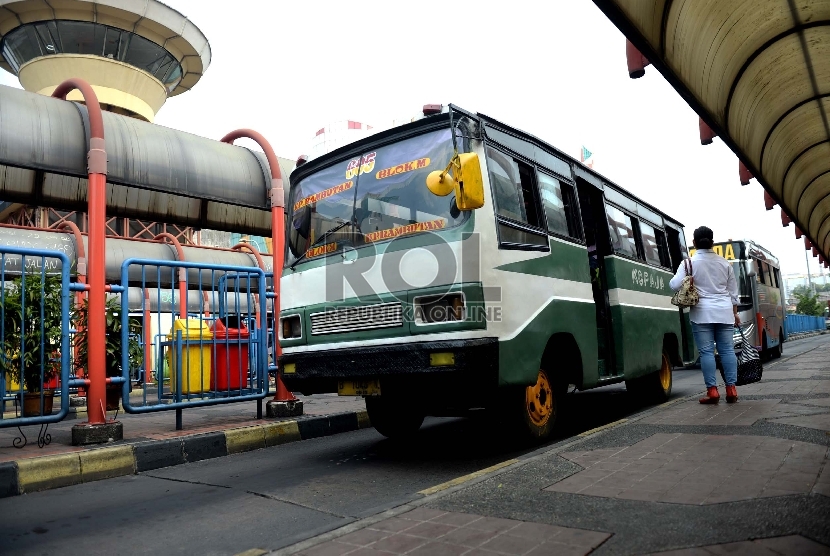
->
xmin=794 ymin=291 xmax=825 ymax=317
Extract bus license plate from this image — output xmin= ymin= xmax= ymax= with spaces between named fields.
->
xmin=337 ymin=380 xmax=381 ymax=396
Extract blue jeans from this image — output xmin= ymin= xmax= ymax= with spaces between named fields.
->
xmin=692 ymin=322 xmax=738 ymax=388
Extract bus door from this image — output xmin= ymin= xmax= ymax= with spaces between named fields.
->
xmin=666 ymin=226 xmax=696 ymax=363
xmin=576 ymin=180 xmax=616 ymax=376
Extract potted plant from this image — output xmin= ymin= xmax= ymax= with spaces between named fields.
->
xmin=75 ymin=296 xmax=142 ymax=410
xmin=0 ymin=271 xmax=64 ymax=416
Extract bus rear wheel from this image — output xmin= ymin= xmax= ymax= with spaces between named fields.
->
xmin=519 ymin=368 xmax=560 ymax=440
xmin=626 ymin=351 xmax=673 ymax=403
xmin=365 ymin=396 xmax=424 ymax=439
xmin=772 ymin=330 xmax=783 ymax=359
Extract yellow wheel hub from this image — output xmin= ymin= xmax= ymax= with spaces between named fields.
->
xmin=526 ymin=370 xmax=554 ymax=427
xmin=659 ymin=354 xmax=672 ymax=391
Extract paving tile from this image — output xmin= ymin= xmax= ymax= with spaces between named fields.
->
xmin=404 ymin=521 xmax=457 ymax=539
xmin=338 ymin=528 xmax=392 ymax=547
xmin=548 ymin=433 xmax=826 ymax=504
xmin=480 ymin=533 xmax=542 ymax=555
xmin=759 ymin=534 xmax=830 ymax=555
xmin=299 ymin=541 xmax=357 ymax=556
xmin=466 ymin=516 xmax=522 ymax=533
xmin=345 ymin=549 xmax=396 ymax=556
xmin=527 ymin=542 xmax=594 ymax=556
xmin=648 ymin=535 xmax=830 ymax=555
xmin=369 ymin=518 xmax=418 ymax=533
xmin=439 ymin=526 xmax=499 ymax=548
xmin=548 ymin=528 xmax=610 ymax=549
xmin=369 ymin=533 xmax=428 ymax=554
xmin=506 ymin=522 xmax=571 ymax=542
xmin=407 ymin=542 xmax=469 ymax=556
xmin=438 ymin=512 xmax=483 ymax=527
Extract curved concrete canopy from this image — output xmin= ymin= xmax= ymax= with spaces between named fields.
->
xmin=0 ymin=0 xmax=211 ymax=96
xmin=593 ymin=0 xmax=830 ymax=261
xmin=0 ymin=84 xmax=293 ymax=237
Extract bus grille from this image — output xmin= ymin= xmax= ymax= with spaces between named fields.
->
xmin=309 ymin=302 xmax=403 ymax=336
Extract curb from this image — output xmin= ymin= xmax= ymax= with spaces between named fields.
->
xmin=0 ymin=409 xmax=371 ymax=498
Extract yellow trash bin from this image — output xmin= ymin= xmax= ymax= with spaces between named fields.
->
xmin=167 ymin=319 xmax=213 ymax=394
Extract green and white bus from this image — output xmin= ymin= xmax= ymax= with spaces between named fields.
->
xmin=280 ymin=106 xmax=697 ymax=439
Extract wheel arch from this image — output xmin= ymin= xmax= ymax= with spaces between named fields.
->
xmin=663 ymin=332 xmax=682 ymax=367
xmin=541 ymin=332 xmax=583 ymax=389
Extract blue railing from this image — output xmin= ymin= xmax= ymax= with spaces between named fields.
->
xmin=784 ymin=314 xmax=827 ymax=335
xmin=0 ymin=247 xmax=72 ymax=428
xmin=119 ymin=258 xmax=269 ymax=428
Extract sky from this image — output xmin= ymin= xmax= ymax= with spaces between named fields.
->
xmin=1 ymin=0 xmax=826 ymax=280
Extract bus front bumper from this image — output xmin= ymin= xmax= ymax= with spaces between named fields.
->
xmin=280 ymin=338 xmax=499 ymax=398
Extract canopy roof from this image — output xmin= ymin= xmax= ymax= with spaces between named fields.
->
xmin=593 ymin=0 xmax=830 ymax=263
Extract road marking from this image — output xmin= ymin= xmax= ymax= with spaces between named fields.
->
xmin=418 ymin=459 xmax=519 ymax=496
xmin=578 ymin=418 xmax=628 ymax=437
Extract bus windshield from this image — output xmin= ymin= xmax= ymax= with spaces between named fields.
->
xmin=287 ymin=128 xmax=466 ymax=264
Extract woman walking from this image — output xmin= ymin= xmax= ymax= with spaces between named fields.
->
xmin=670 ymin=226 xmax=740 ymax=403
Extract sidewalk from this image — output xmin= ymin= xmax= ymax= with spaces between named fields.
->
xmin=280 ymin=340 xmax=830 ymax=556
xmin=0 ymin=393 xmax=368 ymax=496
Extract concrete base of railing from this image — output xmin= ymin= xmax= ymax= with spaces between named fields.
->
xmin=71 ymin=421 xmax=124 ymax=445
xmin=266 ymin=399 xmax=304 ymax=418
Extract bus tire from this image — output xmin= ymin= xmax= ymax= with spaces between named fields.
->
xmin=772 ymin=330 xmax=783 ymax=359
xmin=518 ymin=368 xmax=561 ymax=440
xmin=365 ymin=396 xmax=424 ymax=439
xmin=626 ymin=351 xmax=673 ymax=403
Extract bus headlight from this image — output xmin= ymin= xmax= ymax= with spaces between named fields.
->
xmin=414 ymin=293 xmax=465 ymax=324
xmin=281 ymin=315 xmax=302 ymax=339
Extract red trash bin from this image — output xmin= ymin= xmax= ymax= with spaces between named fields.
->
xmin=211 ymin=318 xmax=250 ymax=391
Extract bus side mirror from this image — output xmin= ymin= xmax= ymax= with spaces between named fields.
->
xmin=745 ymin=260 xmax=756 ymax=277
xmin=426 ymin=153 xmax=485 ymax=211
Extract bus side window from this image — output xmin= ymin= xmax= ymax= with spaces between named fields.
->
xmin=537 ymin=172 xmax=582 ymax=240
xmin=605 ymin=204 xmax=639 ymax=259
xmin=639 ymin=220 xmax=663 ymax=267
xmin=655 ymin=229 xmax=671 ymax=268
xmin=755 ymin=259 xmax=765 ymax=284
xmin=773 ymin=267 xmax=782 ymax=289
xmin=486 ymin=146 xmax=547 ymax=247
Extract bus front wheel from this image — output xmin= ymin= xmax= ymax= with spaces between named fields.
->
xmin=518 ymin=368 xmax=561 ymax=440
xmin=365 ymin=396 xmax=424 ymax=439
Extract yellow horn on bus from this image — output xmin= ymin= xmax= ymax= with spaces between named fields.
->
xmin=426 ymin=169 xmax=456 ymax=196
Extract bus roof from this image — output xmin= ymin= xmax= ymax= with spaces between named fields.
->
xmin=291 ymin=105 xmax=685 ymax=230
xmin=742 ymin=240 xmax=780 ymax=268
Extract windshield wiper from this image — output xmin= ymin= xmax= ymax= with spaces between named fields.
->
xmin=290 ymin=219 xmax=351 ymax=270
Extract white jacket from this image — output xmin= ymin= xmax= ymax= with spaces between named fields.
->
xmin=670 ymin=249 xmax=738 ymax=324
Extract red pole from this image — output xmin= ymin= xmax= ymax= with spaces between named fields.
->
xmin=232 ymin=242 xmax=266 ymax=328
xmin=52 ymin=79 xmax=108 ymax=426
xmin=153 ymin=233 xmax=188 ymax=318
xmin=220 ymin=130 xmax=296 ymax=403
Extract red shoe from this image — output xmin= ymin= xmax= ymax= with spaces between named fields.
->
xmin=699 ymin=386 xmax=720 ymax=404
xmin=726 ymin=385 xmax=738 ymax=403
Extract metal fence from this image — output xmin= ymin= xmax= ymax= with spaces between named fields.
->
xmin=0 ymin=247 xmax=72 ymax=430
xmin=785 ymin=314 xmax=827 ymax=335
xmin=119 ymin=258 xmax=269 ymax=428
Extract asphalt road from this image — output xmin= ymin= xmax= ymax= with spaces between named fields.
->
xmin=0 ymin=334 xmax=825 ymax=556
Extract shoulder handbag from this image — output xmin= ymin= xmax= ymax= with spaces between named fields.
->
xmin=671 ymin=259 xmax=699 ymax=308
xmin=721 ymin=325 xmax=763 ymax=385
